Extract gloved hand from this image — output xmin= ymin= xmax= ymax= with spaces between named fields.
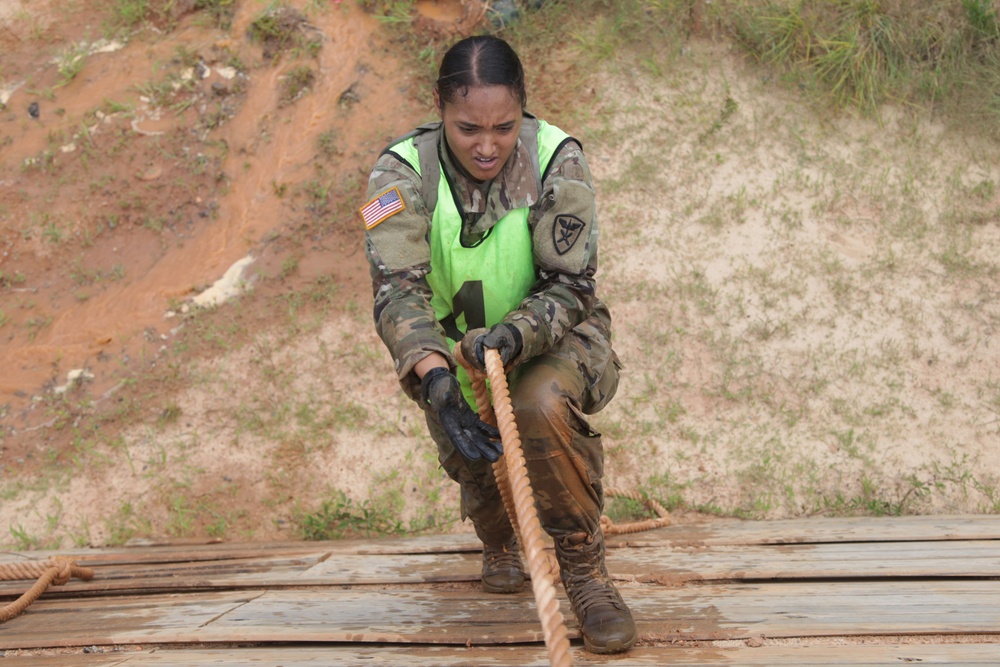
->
xmin=421 ymin=367 xmax=503 ymax=462
xmin=462 ymin=323 xmax=523 ymax=373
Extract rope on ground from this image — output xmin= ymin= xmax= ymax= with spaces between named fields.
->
xmin=602 ymin=488 xmax=672 ymax=536
xmin=0 ymin=556 xmax=95 ymax=622
xmin=458 ymin=346 xmax=573 ymax=667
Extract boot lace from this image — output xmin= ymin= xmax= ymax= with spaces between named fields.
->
xmin=484 ymin=544 xmax=522 ymax=572
xmin=568 ymin=577 xmax=626 ymax=613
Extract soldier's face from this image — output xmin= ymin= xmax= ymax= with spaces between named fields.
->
xmin=436 ymin=85 xmax=523 ymax=182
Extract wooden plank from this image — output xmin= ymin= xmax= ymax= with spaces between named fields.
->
xmin=0 ymin=554 xmax=328 ymax=597
xmin=228 ymin=515 xmax=1000 ymax=552
xmin=612 ymin=515 xmax=1000 ymax=548
xmin=616 ymin=539 xmax=1000 ymax=583
xmin=0 ymin=533 xmax=482 ymax=569
xmin=297 ymin=539 xmax=1000 ymax=586
xmin=291 ymin=550 xmax=478 ymax=585
xmin=4 ymin=644 xmax=1000 ymax=666
xmin=6 ymin=515 xmax=997 ymax=576
xmin=3 ymin=580 xmax=998 ymax=650
xmin=0 ymin=545 xmax=332 ymax=568
xmin=216 ymin=582 xmax=1000 ymax=643
xmin=8 ymin=514 xmax=998 ymax=572
xmin=7 ymin=538 xmax=997 ymax=599
xmin=0 ymin=591 xmax=261 ymax=650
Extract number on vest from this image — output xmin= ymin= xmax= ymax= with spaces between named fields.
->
xmin=439 ymin=280 xmax=486 ymax=341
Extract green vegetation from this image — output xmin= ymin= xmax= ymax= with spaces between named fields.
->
xmin=107 ymin=0 xmax=154 ymax=30
xmin=359 ymin=0 xmax=417 ymax=25
xmin=248 ymin=5 xmax=295 ymax=43
xmin=107 ymin=0 xmax=236 ymax=32
xmin=494 ymin=0 xmax=1000 ymax=134
xmin=196 ymin=0 xmax=237 ymax=29
xmin=0 ymin=271 xmax=26 ymax=287
xmin=298 ymin=489 xmax=404 ymax=540
xmin=55 ymin=41 xmax=92 ymax=86
xmin=70 ymin=261 xmax=126 ymax=286
xmin=280 ymin=65 xmax=315 ymax=103
xmin=248 ymin=4 xmax=322 ymax=59
xmin=723 ymin=0 xmax=1000 ymax=123
xmin=316 ymin=128 xmax=340 ymax=159
xmin=105 ymin=501 xmax=151 ymax=545
xmin=24 ymin=315 xmax=52 ymax=341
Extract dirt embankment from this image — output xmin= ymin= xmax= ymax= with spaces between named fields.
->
xmin=0 ymin=0 xmax=504 ymax=546
xmin=0 ymin=1 xmax=436 ymax=436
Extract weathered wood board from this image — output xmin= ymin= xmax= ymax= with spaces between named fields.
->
xmin=6 ymin=644 xmax=1000 ymax=666
xmin=3 ymin=539 xmax=998 ymax=598
xmin=4 ymin=513 xmax=995 ymax=568
xmin=0 ymin=553 xmax=329 ymax=597
xmin=3 ymin=580 xmax=999 ymax=650
xmin=609 ymin=514 xmax=1000 ymax=547
xmin=1 ymin=515 xmax=999 ymax=665
xmin=293 ymin=538 xmax=1000 ymax=585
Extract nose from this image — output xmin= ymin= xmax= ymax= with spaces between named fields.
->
xmin=479 ymin=132 xmax=496 ymax=156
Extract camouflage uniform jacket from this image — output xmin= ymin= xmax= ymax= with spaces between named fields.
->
xmin=363 ymin=118 xmax=609 ymax=401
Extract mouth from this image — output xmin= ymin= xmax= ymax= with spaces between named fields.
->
xmin=473 ymin=156 xmax=499 ymax=171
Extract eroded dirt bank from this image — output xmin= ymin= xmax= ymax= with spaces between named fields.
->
xmin=1 ymin=0 xmax=430 ymax=433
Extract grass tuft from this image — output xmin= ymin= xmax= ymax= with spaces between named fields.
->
xmin=248 ymin=4 xmax=321 ymax=59
xmin=298 ymin=489 xmax=404 ymax=539
xmin=280 ymin=65 xmax=315 ymax=104
xmin=717 ymin=0 xmax=1000 ymax=131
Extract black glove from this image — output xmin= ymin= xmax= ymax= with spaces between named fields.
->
xmin=464 ymin=323 xmax=523 ymax=373
xmin=421 ymin=367 xmax=503 ymax=462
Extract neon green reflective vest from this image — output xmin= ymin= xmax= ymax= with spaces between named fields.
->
xmin=391 ymin=117 xmax=570 ymax=405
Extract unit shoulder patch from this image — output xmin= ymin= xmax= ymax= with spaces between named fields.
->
xmin=360 ymin=187 xmax=406 ymax=230
xmin=553 ymin=214 xmax=586 ymax=255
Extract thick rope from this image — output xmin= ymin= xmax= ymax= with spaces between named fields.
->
xmin=465 ymin=352 xmax=523 ymax=540
xmin=457 ymin=347 xmax=673 ymax=664
xmin=458 ymin=347 xmax=573 ymax=667
xmin=0 ymin=557 xmax=95 ymax=622
xmin=602 ymin=488 xmax=672 ymax=535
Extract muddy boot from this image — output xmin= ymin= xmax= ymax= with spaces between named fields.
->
xmin=556 ymin=531 xmax=637 ymax=654
xmin=481 ymin=539 xmax=525 ymax=594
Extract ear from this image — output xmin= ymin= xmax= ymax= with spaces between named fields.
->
xmin=433 ymin=87 xmax=442 ymax=116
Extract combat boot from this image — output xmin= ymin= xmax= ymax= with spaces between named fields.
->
xmin=556 ymin=531 xmax=637 ymax=654
xmin=481 ymin=539 xmax=525 ymax=594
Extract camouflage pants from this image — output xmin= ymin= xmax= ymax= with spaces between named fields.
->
xmin=424 ymin=314 xmax=620 ymax=546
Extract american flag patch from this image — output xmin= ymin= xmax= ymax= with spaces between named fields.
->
xmin=360 ymin=187 xmax=405 ymax=230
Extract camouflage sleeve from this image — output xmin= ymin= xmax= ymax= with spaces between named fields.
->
xmin=363 ymin=152 xmax=453 ymax=400
xmin=505 ymin=141 xmax=600 ymax=362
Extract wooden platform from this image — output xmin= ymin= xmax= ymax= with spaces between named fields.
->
xmin=2 ymin=515 xmax=999 ymax=665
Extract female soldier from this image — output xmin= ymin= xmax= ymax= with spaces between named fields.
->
xmin=361 ymin=35 xmax=635 ymax=654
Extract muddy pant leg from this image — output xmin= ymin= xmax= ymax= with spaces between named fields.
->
xmin=507 ymin=327 xmax=620 ymax=542
xmin=508 ymin=322 xmax=635 ymax=653
xmin=424 ymin=411 xmax=515 ymax=545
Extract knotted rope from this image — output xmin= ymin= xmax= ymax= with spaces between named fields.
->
xmin=0 ymin=556 xmax=95 ymax=622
